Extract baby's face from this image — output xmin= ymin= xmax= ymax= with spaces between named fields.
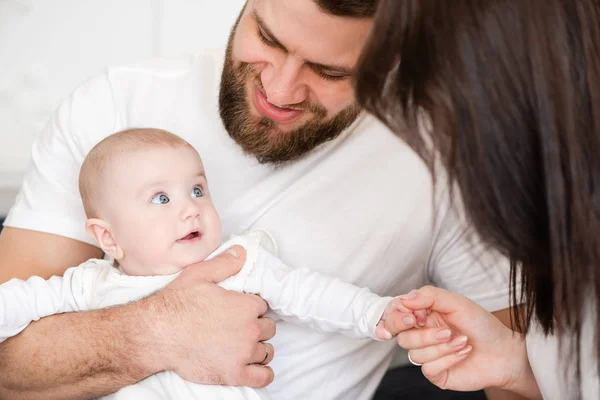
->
xmin=104 ymin=145 xmax=221 ymax=275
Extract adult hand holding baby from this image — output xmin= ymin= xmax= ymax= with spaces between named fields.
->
xmin=143 ymin=245 xmax=276 ymax=388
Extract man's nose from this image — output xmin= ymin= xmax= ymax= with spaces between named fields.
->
xmin=262 ymin=57 xmax=308 ymax=106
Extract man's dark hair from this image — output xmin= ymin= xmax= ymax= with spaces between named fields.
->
xmin=313 ymin=0 xmax=378 ymax=17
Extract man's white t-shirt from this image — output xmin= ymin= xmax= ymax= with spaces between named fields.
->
xmin=5 ymin=51 xmax=513 ymax=399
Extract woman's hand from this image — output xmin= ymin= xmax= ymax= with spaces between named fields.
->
xmin=389 ymin=286 xmax=531 ymax=394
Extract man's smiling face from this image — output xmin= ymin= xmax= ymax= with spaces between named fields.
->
xmin=218 ymin=0 xmax=373 ymax=164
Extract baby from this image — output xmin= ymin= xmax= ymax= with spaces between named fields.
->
xmin=0 ymin=128 xmax=409 ymax=399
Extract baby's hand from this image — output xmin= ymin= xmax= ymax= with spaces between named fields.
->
xmin=375 ymin=292 xmax=427 ymax=340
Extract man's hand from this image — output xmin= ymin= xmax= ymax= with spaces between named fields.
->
xmin=143 ymin=245 xmax=277 ymax=388
xmin=0 ymin=238 xmax=276 ymax=399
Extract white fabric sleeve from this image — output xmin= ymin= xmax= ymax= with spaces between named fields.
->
xmin=4 ymin=71 xmax=120 ymax=246
xmin=242 ymin=248 xmax=392 ymax=340
xmin=427 ymin=187 xmax=514 ymax=312
xmin=215 ymin=231 xmax=392 ymax=339
xmin=0 ymin=260 xmax=103 ymax=342
xmin=526 ymin=306 xmax=599 ymax=400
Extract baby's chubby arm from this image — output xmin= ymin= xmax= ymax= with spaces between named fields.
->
xmin=0 ymin=260 xmax=103 ymax=342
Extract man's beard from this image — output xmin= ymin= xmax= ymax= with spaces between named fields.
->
xmin=218 ymin=27 xmax=362 ymax=165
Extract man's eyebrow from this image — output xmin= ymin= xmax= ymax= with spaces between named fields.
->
xmin=306 ymin=61 xmax=353 ymax=76
xmin=253 ymin=9 xmax=353 ymax=76
xmin=254 ymin=10 xmax=288 ymax=52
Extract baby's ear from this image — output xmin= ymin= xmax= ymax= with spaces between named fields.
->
xmin=85 ymin=218 xmax=124 ymax=260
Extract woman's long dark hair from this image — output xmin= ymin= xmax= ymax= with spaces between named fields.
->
xmin=356 ymin=0 xmax=599 ymax=390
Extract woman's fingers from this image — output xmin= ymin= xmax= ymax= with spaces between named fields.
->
xmin=397 ymin=327 xmax=454 ymax=349
xmin=420 ymin=346 xmax=473 ymax=389
xmin=400 ymin=286 xmax=482 ymax=316
xmin=404 ymin=335 xmax=469 ymax=365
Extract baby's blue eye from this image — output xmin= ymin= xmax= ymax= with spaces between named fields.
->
xmin=151 ymin=193 xmax=170 ymax=204
xmin=191 ymin=186 xmax=203 ymax=198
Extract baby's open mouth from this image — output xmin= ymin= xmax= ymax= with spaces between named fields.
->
xmin=178 ymin=231 xmax=202 ymax=242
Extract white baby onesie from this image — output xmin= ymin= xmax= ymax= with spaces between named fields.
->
xmin=0 ymin=231 xmax=392 ymax=399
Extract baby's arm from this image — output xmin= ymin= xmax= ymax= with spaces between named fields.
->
xmin=0 ymin=260 xmax=102 ymax=342
xmin=240 ymin=248 xmax=393 ymax=340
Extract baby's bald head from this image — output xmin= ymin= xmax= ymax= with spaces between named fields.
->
xmin=79 ymin=128 xmax=195 ymax=219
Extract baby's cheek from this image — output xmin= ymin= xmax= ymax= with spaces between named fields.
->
xmin=207 ymin=231 xmax=222 ymax=255
xmin=206 ymin=208 xmax=222 ymax=247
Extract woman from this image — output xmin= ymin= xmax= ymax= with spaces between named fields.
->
xmin=356 ymin=0 xmax=599 ymax=398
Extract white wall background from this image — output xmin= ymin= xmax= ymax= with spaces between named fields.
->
xmin=0 ymin=0 xmax=245 ymax=212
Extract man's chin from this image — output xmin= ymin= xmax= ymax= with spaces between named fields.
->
xmin=257 ymin=120 xmax=308 ymax=137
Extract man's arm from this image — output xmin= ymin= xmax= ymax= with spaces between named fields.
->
xmin=0 ymin=228 xmax=275 ymax=399
xmin=0 ymin=297 xmax=158 ymax=399
xmin=0 ymin=228 xmax=102 ymax=283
